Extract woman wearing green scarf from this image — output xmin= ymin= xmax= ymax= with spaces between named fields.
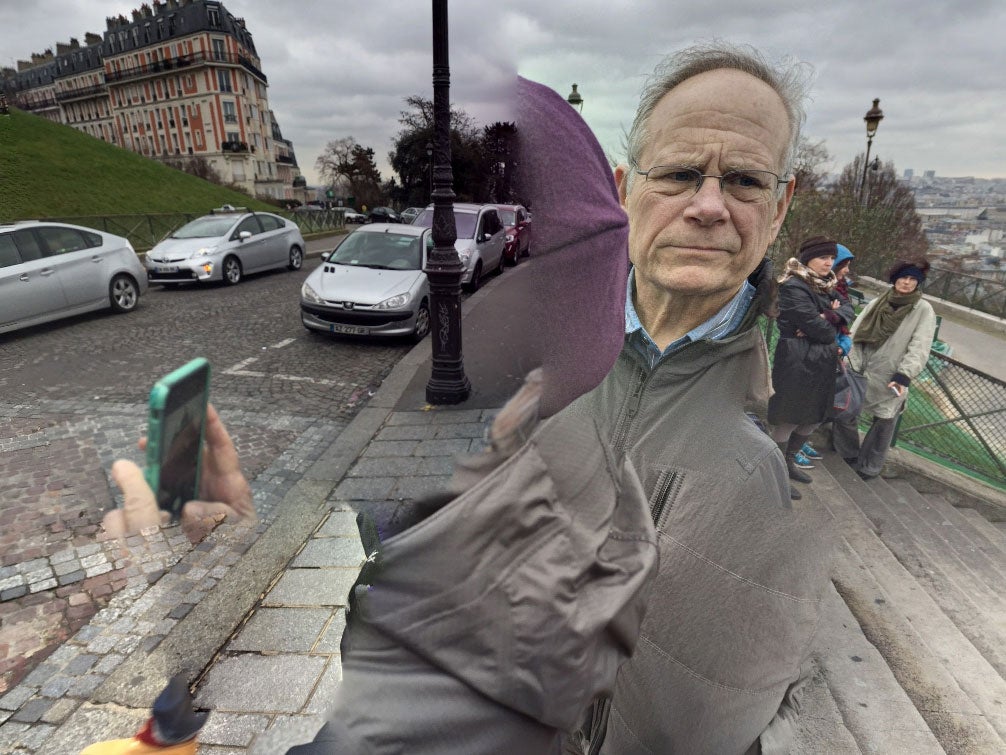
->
xmin=832 ymin=258 xmax=937 ymax=479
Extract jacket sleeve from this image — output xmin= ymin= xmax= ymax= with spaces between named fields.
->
xmin=834 ymin=296 xmax=856 ymax=328
xmin=779 ymin=281 xmax=836 ymax=344
xmin=756 ymin=661 xmax=812 ymax=755
xmin=893 ymin=302 xmax=938 ymax=385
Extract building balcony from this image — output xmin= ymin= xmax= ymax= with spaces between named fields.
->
xmin=56 ymin=84 xmax=108 ymax=103
xmin=276 ymin=154 xmax=295 ymax=165
xmin=104 ymin=50 xmax=268 ymax=86
xmin=221 ymin=140 xmax=249 ymax=153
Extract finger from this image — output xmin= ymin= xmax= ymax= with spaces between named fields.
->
xmin=138 ymin=437 xmax=147 ymax=451
xmin=109 ymin=460 xmax=162 ymax=533
xmin=203 ymin=404 xmax=241 ymax=472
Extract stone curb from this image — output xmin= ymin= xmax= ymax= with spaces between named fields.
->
xmin=88 ymin=271 xmax=502 ymax=710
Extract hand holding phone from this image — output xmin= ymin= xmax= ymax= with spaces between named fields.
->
xmin=888 ymin=382 xmax=904 ymax=397
xmin=145 ymin=358 xmax=211 ymax=522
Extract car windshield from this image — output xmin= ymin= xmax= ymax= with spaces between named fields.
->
xmin=172 ymin=216 xmax=237 ymax=239
xmin=329 ymin=231 xmax=425 ymax=270
xmin=499 ymin=210 xmax=516 ymax=226
xmin=412 ymin=210 xmax=477 ymax=239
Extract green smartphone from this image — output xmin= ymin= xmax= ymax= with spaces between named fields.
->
xmin=144 ymin=358 xmax=211 ymax=522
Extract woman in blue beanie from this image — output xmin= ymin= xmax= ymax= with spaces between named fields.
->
xmin=832 ymin=257 xmax=938 ymax=478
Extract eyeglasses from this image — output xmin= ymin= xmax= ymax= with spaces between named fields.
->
xmin=635 ymin=165 xmax=789 ymax=203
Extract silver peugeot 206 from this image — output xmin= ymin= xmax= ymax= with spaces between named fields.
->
xmin=146 ymin=207 xmax=305 ymax=286
xmin=300 ymin=223 xmax=431 ymax=342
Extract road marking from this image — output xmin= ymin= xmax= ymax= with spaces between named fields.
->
xmin=224 ymin=369 xmax=347 ymax=387
xmin=223 ymin=357 xmax=259 ymax=374
xmin=270 ymin=338 xmax=296 ymax=349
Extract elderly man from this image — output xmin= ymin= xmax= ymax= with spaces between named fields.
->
xmin=565 ymin=43 xmax=834 ymax=754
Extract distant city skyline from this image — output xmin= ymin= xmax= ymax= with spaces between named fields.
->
xmin=3 ymin=1 xmax=1005 ymax=186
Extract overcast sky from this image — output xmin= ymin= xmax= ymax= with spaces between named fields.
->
xmin=4 ymin=0 xmax=1005 ymax=188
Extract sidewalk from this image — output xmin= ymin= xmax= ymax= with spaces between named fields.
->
xmin=0 ymin=270 xmax=517 ymax=754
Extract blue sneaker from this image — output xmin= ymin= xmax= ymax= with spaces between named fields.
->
xmin=800 ymin=442 xmax=823 ymax=459
xmin=793 ymin=451 xmax=815 ymax=469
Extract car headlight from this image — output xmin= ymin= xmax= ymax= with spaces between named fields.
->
xmin=457 ymin=249 xmax=471 ymax=264
xmin=195 ymin=246 xmax=217 ymax=257
xmin=376 ymin=292 xmax=410 ymax=309
xmin=301 ymin=281 xmax=323 ymax=304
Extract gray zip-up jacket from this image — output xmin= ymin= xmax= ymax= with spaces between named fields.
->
xmin=291 ymin=409 xmax=659 ymax=754
xmin=566 ymin=277 xmax=835 ymax=754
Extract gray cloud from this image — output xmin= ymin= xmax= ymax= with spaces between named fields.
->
xmin=4 ymin=0 xmax=1003 ymax=188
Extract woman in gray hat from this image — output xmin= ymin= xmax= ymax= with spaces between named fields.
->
xmin=833 ymin=257 xmax=937 ymax=479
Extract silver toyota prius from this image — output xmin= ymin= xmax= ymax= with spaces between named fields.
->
xmin=300 ymin=224 xmax=431 ymax=341
xmin=146 ymin=208 xmax=306 ymax=286
xmin=0 ymin=221 xmax=147 ymax=334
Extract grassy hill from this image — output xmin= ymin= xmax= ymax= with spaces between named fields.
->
xmin=0 ymin=107 xmax=277 ymax=222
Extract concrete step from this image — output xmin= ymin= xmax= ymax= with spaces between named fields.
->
xmin=806 ymin=582 xmax=941 ymax=753
xmin=883 ymin=478 xmax=1006 ymax=589
xmin=951 ymin=499 xmax=1006 ymax=556
xmin=855 ymin=474 xmax=1006 ymax=680
xmin=810 ymin=456 xmax=1006 ymax=749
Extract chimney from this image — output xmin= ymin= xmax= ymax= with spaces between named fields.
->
xmin=70 ymin=37 xmax=80 ymax=48
xmin=56 ymin=43 xmax=72 ymax=56
xmin=85 ymin=32 xmax=103 ymax=46
xmin=141 ymin=3 xmax=152 ymax=18
xmin=132 ymin=9 xmax=142 ymax=21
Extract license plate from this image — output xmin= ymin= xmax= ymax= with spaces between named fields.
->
xmin=331 ymin=323 xmax=368 ymax=335
xmin=157 ymin=265 xmax=179 ymax=273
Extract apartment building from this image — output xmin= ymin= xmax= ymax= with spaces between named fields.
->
xmin=1 ymin=0 xmax=301 ymax=201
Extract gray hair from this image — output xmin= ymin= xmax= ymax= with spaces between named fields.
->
xmin=625 ymin=41 xmax=813 ymax=190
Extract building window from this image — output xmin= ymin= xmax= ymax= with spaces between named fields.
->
xmin=212 ymin=38 xmax=226 ymax=62
xmin=217 ymin=70 xmax=232 ymax=93
xmin=222 ymin=101 xmax=237 ymax=123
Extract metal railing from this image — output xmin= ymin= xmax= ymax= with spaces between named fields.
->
xmin=762 ymin=319 xmax=1006 ymax=489
xmin=895 ymin=352 xmax=1006 ymax=488
xmin=925 ymin=266 xmax=1006 ymax=320
xmin=39 ymin=211 xmax=344 ymax=252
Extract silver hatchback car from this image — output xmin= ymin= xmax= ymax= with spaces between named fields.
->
xmin=146 ymin=208 xmax=306 ymax=286
xmin=411 ymin=203 xmax=506 ymax=291
xmin=0 ymin=221 xmax=147 ymax=334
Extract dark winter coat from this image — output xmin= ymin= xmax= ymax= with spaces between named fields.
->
xmin=767 ymin=276 xmax=848 ymax=426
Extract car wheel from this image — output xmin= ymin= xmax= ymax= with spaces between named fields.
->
xmin=109 ymin=274 xmax=140 ymax=313
xmin=412 ymin=299 xmax=431 ymax=342
xmin=287 ymin=245 xmax=304 ymax=271
xmin=510 ymin=246 xmax=520 ymax=266
xmin=496 ymin=250 xmax=505 ymax=276
xmin=222 ymin=255 xmax=242 ymax=285
xmin=466 ymin=260 xmax=483 ymax=293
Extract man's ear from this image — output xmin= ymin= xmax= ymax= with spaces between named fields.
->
xmin=768 ymin=175 xmax=797 ymax=243
xmin=613 ymin=164 xmax=630 ymax=208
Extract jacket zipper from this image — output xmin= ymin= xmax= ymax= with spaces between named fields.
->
xmin=649 ymin=468 xmax=680 ymax=527
xmin=611 ymin=363 xmax=647 ymax=455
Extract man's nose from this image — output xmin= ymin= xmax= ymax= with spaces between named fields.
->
xmin=683 ymin=177 xmax=729 ymax=224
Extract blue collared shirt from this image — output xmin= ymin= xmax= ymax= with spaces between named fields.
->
xmin=625 ymin=268 xmax=756 ymax=368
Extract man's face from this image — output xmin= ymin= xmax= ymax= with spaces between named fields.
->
xmin=617 ymin=69 xmax=795 ymax=301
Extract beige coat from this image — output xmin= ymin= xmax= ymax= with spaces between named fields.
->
xmin=848 ymin=295 xmax=938 ymax=419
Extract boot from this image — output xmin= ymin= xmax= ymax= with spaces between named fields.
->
xmin=81 ymin=676 xmax=205 ymax=754
xmin=783 ymin=436 xmax=812 ymax=484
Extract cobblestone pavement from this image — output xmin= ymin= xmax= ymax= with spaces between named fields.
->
xmin=0 ymin=255 xmax=412 ymax=698
xmin=0 ymin=407 xmax=496 ymax=754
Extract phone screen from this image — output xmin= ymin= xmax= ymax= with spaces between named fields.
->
xmin=147 ymin=359 xmax=210 ymax=520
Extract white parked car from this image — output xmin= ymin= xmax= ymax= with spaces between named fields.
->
xmin=146 ymin=208 xmax=306 ymax=286
xmin=0 ymin=221 xmax=147 ymax=334
xmin=300 ymin=223 xmax=431 ymax=341
xmin=411 ymin=203 xmax=506 ymax=291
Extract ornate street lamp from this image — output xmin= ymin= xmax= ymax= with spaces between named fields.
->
xmin=425 ymin=140 xmax=433 ymax=197
xmin=566 ymin=83 xmax=583 ymax=112
xmin=859 ymin=98 xmax=884 ymax=202
xmin=424 ymin=0 xmax=470 ymax=404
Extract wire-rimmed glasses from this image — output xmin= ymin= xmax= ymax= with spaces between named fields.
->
xmin=635 ymin=165 xmax=789 ymax=203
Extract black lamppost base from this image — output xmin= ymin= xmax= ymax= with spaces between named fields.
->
xmin=426 ymin=374 xmax=471 ymax=405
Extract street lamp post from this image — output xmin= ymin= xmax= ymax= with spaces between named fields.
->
xmin=859 ymin=98 xmax=884 ymax=202
xmin=424 ymin=0 xmax=470 ymax=404
xmin=425 ymin=140 xmax=433 ymax=198
xmin=566 ymin=83 xmax=583 ymax=112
